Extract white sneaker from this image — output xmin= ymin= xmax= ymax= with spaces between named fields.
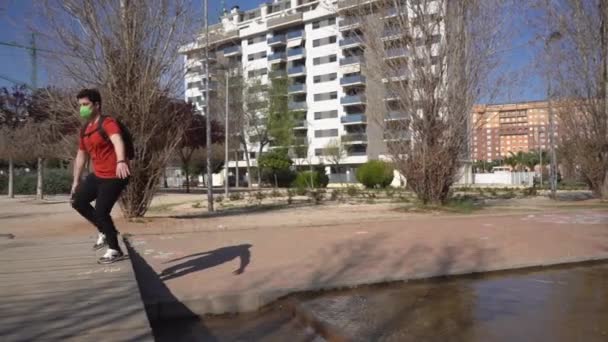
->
xmin=92 ymin=233 xmax=107 ymax=250
xmin=98 ymin=248 xmax=125 ymax=264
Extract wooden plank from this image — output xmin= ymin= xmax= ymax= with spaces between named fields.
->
xmin=0 ymin=237 xmax=152 ymax=342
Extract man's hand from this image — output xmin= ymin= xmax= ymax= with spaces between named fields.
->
xmin=70 ymin=182 xmax=78 ymax=203
xmin=116 ymin=162 xmax=130 ymax=179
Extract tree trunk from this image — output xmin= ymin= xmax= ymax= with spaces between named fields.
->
xmin=163 ymin=169 xmax=168 ymax=188
xmin=274 ymin=172 xmax=278 ymax=188
xmin=8 ymin=157 xmax=14 ymax=198
xmin=36 ymin=157 xmax=44 ymax=200
xmin=185 ymin=165 xmax=190 ymax=194
xmin=240 ymin=135 xmax=253 ymax=188
xmin=602 ymin=0 xmax=608 ymax=201
xmin=235 ymin=150 xmax=240 ymax=188
xmin=257 ymin=144 xmax=264 ymax=188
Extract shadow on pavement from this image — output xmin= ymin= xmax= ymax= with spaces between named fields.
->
xmin=160 ymin=244 xmax=253 ymax=281
xmin=170 ymin=203 xmax=312 ymax=220
xmin=125 ymin=237 xmax=219 ymax=341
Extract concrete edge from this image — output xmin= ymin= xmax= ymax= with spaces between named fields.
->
xmin=129 ymin=253 xmax=608 ymax=321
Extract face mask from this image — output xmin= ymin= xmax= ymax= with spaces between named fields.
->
xmin=79 ymin=105 xmax=93 ymax=119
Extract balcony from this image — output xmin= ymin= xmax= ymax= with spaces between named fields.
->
xmin=268 ymin=35 xmax=287 ymax=46
xmin=267 ymin=12 xmax=303 ymax=29
xmin=223 ymin=45 xmax=242 ymax=56
xmin=339 ymin=18 xmax=362 ymax=31
xmin=288 ymin=83 xmax=306 ymax=94
xmin=287 ymin=47 xmax=305 ymax=60
xmin=341 ymin=114 xmax=367 ymax=124
xmin=384 ymin=91 xmax=400 ymax=101
xmin=269 ymin=69 xmax=287 ymax=79
xmin=386 ymin=111 xmax=409 ymax=120
xmin=293 ymin=120 xmax=307 ymax=129
xmin=340 ymin=36 xmax=363 ymax=48
xmin=347 ymin=151 xmax=367 ymax=157
xmin=292 ymin=137 xmax=308 ymax=146
xmin=340 ymin=55 xmax=365 ymax=66
xmin=287 ymin=65 xmax=306 ymax=76
xmin=384 ymin=131 xmax=411 ymax=141
xmin=287 ymin=30 xmax=304 ymax=40
xmin=340 ymin=74 xmax=366 ymax=86
xmin=268 ymin=52 xmax=287 ymax=63
xmin=202 ymin=81 xmax=219 ymax=91
xmin=288 ymin=101 xmax=308 ymax=111
xmin=342 ymin=133 xmax=368 ymax=144
xmin=382 ymin=28 xmax=404 ymax=40
xmin=341 ymin=94 xmax=367 ymax=106
xmin=385 ymin=48 xmax=408 ymax=59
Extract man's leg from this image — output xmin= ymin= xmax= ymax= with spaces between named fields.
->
xmin=71 ymin=174 xmax=100 ymax=231
xmin=95 ymin=178 xmax=128 ymax=254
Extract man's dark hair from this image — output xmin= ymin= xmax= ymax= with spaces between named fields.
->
xmin=76 ymin=88 xmax=102 ymax=108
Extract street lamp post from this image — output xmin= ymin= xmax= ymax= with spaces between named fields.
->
xmin=545 ymin=31 xmax=562 ymax=199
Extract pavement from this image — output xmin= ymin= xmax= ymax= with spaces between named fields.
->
xmin=127 ymin=209 xmax=608 ymax=317
xmin=0 ymin=236 xmax=153 ymax=342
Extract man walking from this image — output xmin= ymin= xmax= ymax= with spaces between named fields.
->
xmin=71 ymin=89 xmax=130 ymax=264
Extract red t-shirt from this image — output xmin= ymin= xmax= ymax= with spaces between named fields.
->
xmin=79 ymin=117 xmax=121 ymax=179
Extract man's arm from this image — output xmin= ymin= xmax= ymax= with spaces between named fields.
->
xmin=110 ymin=134 xmax=130 ymax=179
xmin=72 ymin=149 xmax=87 ymax=195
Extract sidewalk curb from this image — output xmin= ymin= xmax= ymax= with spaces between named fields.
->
xmin=122 ymin=233 xmax=608 ymax=319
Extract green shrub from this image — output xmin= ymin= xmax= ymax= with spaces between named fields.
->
xmin=292 ymin=171 xmax=329 ymax=189
xmin=295 ymin=187 xmax=307 ymax=196
xmin=308 ymin=189 xmax=325 ymax=205
xmin=229 ymin=192 xmax=244 ymax=201
xmin=356 ymin=161 xmax=394 ymax=189
xmin=0 ymin=169 xmax=72 ymax=195
xmin=261 ymin=168 xmax=297 ymax=188
xmin=346 ymin=186 xmax=360 ymax=197
xmin=270 ymin=189 xmax=283 ymax=198
xmin=330 ymin=189 xmax=341 ymax=201
xmin=192 ymin=201 xmax=202 ymax=208
xmin=523 ymin=187 xmax=537 ymax=197
xmin=286 ymin=189 xmax=295 ymax=204
xmin=216 ymin=195 xmax=224 ymax=203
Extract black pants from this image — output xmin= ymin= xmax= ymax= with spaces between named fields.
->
xmin=72 ymin=173 xmax=128 ymax=251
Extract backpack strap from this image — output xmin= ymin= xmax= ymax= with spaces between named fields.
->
xmin=97 ymin=115 xmax=109 ymax=141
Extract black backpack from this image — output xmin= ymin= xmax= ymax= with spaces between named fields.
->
xmin=81 ymin=116 xmax=135 ymax=160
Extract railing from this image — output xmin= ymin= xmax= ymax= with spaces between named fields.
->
xmin=340 ymin=55 xmax=365 ymax=66
xmin=347 ymin=151 xmax=367 ymax=157
xmin=288 ymin=66 xmax=306 ymax=75
xmin=328 ymin=173 xmax=358 ymax=184
xmin=268 ymin=52 xmax=287 ymax=61
xmin=267 ymin=12 xmax=303 ymax=28
xmin=340 ymin=74 xmax=366 ymax=85
xmin=341 ymin=94 xmax=367 ymax=105
xmin=287 ymin=30 xmax=304 ymax=40
xmin=342 ymin=133 xmax=368 ymax=142
xmin=386 ymin=111 xmax=409 ymax=120
xmin=341 ymin=114 xmax=367 ymax=124
xmin=293 ymin=120 xmax=307 ymax=128
xmin=269 ymin=70 xmax=287 ymax=78
xmin=340 ymin=36 xmax=363 ymax=47
xmin=288 ymin=47 xmax=305 ymax=58
xmin=267 ymin=35 xmax=287 ymax=45
xmin=288 ymin=101 xmax=307 ymax=111
xmin=339 ymin=18 xmax=362 ymax=30
xmin=384 ymin=131 xmax=411 ymax=140
xmin=382 ymin=28 xmax=403 ymax=38
xmin=223 ymin=45 xmax=241 ymax=55
xmin=385 ymin=48 xmax=408 ymax=58
xmin=288 ymin=83 xmax=306 ymax=93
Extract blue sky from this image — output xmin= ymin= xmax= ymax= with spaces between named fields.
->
xmin=0 ymin=0 xmax=544 ymax=104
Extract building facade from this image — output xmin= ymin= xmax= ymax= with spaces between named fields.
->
xmin=471 ymin=101 xmax=560 ymax=162
xmin=181 ymin=0 xmax=438 ymax=184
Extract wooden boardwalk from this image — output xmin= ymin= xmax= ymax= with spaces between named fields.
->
xmin=0 ymin=236 xmax=153 ymax=342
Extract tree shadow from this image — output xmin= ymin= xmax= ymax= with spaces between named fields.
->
xmin=170 ymin=202 xmax=313 ymax=220
xmin=160 ymin=244 xmax=253 ymax=281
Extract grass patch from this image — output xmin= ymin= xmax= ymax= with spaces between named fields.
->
xmin=149 ymin=201 xmax=195 ymax=212
xmin=401 ymin=195 xmax=482 ymax=214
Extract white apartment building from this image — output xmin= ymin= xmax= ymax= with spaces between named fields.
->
xmin=181 ymin=0 xmax=422 ymax=185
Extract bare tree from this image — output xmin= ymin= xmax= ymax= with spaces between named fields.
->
xmin=0 ymin=85 xmax=29 ymax=198
xmin=536 ymin=0 xmax=608 ymax=198
xmin=341 ymin=0 xmax=512 ymax=204
xmin=323 ymin=138 xmax=347 ymax=173
xmin=37 ymin=0 xmax=197 ymax=216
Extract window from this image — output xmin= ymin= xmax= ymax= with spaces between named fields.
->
xmin=247 ymin=51 xmax=267 ymax=61
xmin=314 ymin=91 xmax=338 ymax=101
xmin=315 ymin=129 xmax=339 ymax=138
xmin=247 ymin=35 xmax=266 ymax=45
xmin=312 ymin=17 xmax=336 ymax=29
xmin=314 ymin=110 xmax=338 ymax=120
xmin=313 ymin=36 xmax=337 ymax=47
xmin=313 ymin=73 xmax=337 ymax=83
xmin=313 ymin=54 xmax=337 ymax=65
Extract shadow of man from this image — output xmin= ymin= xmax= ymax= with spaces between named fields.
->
xmin=159 ymin=244 xmax=252 ymax=281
